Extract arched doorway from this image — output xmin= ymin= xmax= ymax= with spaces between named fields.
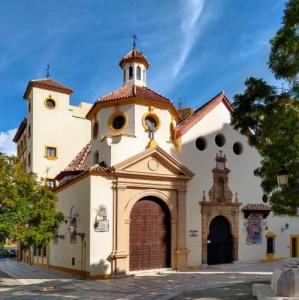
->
xmin=129 ymin=197 xmax=171 ymax=271
xmin=207 ymin=216 xmax=232 ymax=265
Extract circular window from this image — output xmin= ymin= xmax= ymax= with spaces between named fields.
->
xmin=93 ymin=121 xmax=99 ymax=139
xmin=145 ymin=116 xmax=157 ymax=130
xmin=113 ymin=115 xmax=125 ymax=130
xmin=195 ymin=137 xmax=207 ymax=151
xmin=233 ymin=142 xmax=243 ymax=155
xmin=45 ymin=98 xmax=56 ymax=109
xmin=215 ymin=134 xmax=225 ymax=147
xmin=142 ymin=112 xmax=160 ymax=131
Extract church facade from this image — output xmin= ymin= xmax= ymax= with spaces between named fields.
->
xmin=15 ymin=46 xmax=299 ymax=278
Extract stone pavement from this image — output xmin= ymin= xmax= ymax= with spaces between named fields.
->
xmin=0 ymin=258 xmax=291 ymax=299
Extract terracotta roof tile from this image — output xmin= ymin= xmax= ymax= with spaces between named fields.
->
xmin=55 ymin=143 xmax=113 ymax=183
xmin=242 ymin=204 xmax=271 ymax=211
xmin=119 ymin=49 xmax=149 ymax=69
xmin=64 ymin=143 xmax=91 ymax=172
xmin=23 ymin=78 xmax=73 ymax=99
xmin=89 ymin=162 xmax=112 ymax=173
xmin=175 ymin=92 xmax=234 ymax=137
xmin=97 ymin=84 xmax=172 ymax=104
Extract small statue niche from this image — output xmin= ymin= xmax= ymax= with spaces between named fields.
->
xmin=208 ymin=152 xmax=233 ymax=203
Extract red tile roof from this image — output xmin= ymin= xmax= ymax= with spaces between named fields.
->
xmin=175 ymin=92 xmax=234 ymax=137
xmin=119 ymin=49 xmax=149 ymax=69
xmin=23 ymin=78 xmax=73 ymax=99
xmin=97 ymin=84 xmax=172 ymax=104
xmin=55 ymin=143 xmax=112 ymax=182
xmin=64 ymin=143 xmax=91 ymax=172
xmin=242 ymin=204 xmax=271 ymax=211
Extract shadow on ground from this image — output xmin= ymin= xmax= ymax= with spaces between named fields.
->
xmin=170 ymin=281 xmax=269 ymax=300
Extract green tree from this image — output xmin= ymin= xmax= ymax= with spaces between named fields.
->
xmin=269 ymin=0 xmax=299 ymax=93
xmin=0 ymin=153 xmax=63 ymax=249
xmin=231 ymin=0 xmax=299 ymax=215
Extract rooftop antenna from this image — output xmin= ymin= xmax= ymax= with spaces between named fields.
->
xmin=132 ymin=33 xmax=137 ymax=49
xmin=177 ymin=98 xmax=183 ymax=110
xmin=46 ymin=64 xmax=50 ymax=78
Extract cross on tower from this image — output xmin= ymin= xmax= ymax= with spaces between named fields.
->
xmin=132 ymin=33 xmax=137 ymax=49
xmin=46 ymin=64 xmax=50 ymax=78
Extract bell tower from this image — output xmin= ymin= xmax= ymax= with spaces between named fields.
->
xmin=119 ymin=34 xmax=149 ymax=87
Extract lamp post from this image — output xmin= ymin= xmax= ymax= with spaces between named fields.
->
xmin=277 ymin=168 xmax=289 ymax=186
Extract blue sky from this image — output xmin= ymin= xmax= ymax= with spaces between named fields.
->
xmin=0 ymin=0 xmax=285 ymax=154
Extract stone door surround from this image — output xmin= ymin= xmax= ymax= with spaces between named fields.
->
xmin=108 ymin=146 xmax=193 ymax=275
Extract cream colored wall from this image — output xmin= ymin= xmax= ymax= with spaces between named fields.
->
xmin=90 ymin=103 xmax=175 ymax=167
xmin=50 ymin=176 xmax=91 ymax=272
xmin=179 ymin=101 xmax=299 ymax=264
xmin=30 ymin=87 xmax=91 ymax=181
xmin=89 ymin=176 xmax=113 ymax=276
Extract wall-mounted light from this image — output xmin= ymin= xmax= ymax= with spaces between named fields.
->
xmin=281 ymin=223 xmax=289 ymax=232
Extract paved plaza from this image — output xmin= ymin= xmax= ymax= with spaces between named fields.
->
xmin=0 ymin=258 xmax=292 ymax=299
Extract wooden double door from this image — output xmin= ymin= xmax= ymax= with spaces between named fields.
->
xmin=129 ymin=197 xmax=171 ymax=271
xmin=207 ymin=216 xmax=232 ymax=265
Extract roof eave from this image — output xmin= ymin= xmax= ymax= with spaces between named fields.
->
xmin=86 ymin=97 xmax=181 ymax=122
xmin=13 ymin=118 xmax=27 ymax=143
xmin=23 ymin=81 xmax=73 ymax=100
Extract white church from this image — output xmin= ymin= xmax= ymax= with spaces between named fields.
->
xmin=14 ymin=45 xmax=299 ymax=279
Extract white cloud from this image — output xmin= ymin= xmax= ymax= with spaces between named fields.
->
xmin=150 ymin=0 xmax=207 ymax=94
xmin=0 ymin=129 xmax=17 ymax=156
xmin=172 ymin=0 xmax=205 ymax=77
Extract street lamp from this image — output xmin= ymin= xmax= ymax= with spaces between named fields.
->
xmin=277 ymin=168 xmax=289 ymax=186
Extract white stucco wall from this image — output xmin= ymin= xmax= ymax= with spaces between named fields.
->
xmin=179 ymin=101 xmax=299 ymax=265
xmin=50 ymin=177 xmax=91 ymax=272
xmin=89 ymin=176 xmax=113 ymax=276
xmin=91 ymin=103 xmax=175 ymax=167
xmin=29 ymin=87 xmax=91 ymax=181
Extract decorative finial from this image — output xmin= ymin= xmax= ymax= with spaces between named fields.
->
xmin=132 ymin=33 xmax=137 ymax=49
xmin=235 ymin=192 xmax=238 ymax=203
xmin=46 ymin=64 xmax=50 ymax=78
xmin=202 ymin=190 xmax=206 ymax=202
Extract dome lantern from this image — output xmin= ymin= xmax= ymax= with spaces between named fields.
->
xmin=119 ymin=35 xmax=149 ymax=87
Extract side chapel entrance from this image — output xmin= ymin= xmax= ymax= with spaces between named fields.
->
xmin=207 ymin=216 xmax=232 ymax=264
xmin=200 ymin=152 xmax=241 ymax=265
xmin=129 ymin=197 xmax=171 ymax=270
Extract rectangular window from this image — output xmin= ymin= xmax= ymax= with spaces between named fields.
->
xmin=45 ymin=146 xmax=57 ymax=159
xmin=93 ymin=151 xmax=99 ymax=164
xmin=46 ymin=178 xmax=56 ymax=189
xmin=27 ymin=153 xmax=31 ymax=166
xmin=28 ymin=125 xmax=31 ymax=138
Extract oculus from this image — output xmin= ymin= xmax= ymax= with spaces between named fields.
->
xmin=142 ymin=112 xmax=160 ymax=131
xmin=215 ymin=134 xmax=225 ymax=147
xmin=195 ymin=137 xmax=207 ymax=151
xmin=233 ymin=142 xmax=243 ymax=155
xmin=45 ymin=97 xmax=56 ymax=109
xmin=108 ymin=111 xmax=128 ymax=131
